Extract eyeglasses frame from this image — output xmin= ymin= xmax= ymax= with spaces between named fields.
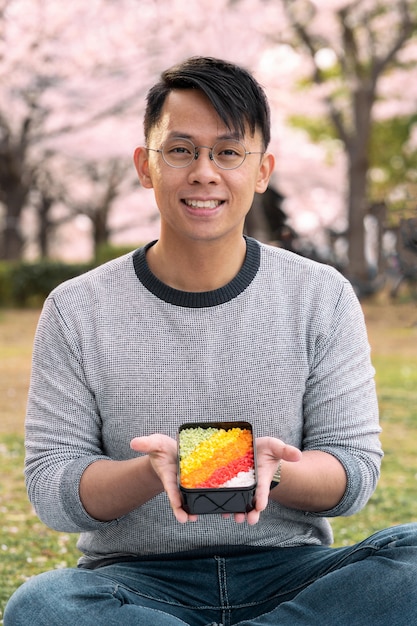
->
xmin=146 ymin=139 xmax=265 ymax=171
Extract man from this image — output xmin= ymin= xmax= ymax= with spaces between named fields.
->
xmin=5 ymin=56 xmax=417 ymax=625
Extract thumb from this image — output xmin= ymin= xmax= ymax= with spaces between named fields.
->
xmin=130 ymin=434 xmax=176 ymax=454
xmin=281 ymin=443 xmax=302 ymax=463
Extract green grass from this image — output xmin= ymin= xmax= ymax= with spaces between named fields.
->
xmin=331 ymin=352 xmax=417 ymax=545
xmin=0 ymin=435 xmax=79 ymax=622
xmin=0 ymin=303 xmax=416 ymax=620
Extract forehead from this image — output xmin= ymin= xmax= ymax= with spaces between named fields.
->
xmin=150 ymin=89 xmax=256 ymax=143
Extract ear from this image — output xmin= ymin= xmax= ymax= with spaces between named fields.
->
xmin=255 ymin=152 xmax=275 ymax=194
xmin=133 ymin=147 xmax=154 ymax=189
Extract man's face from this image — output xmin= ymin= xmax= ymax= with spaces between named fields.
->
xmin=134 ymin=89 xmax=274 ymax=246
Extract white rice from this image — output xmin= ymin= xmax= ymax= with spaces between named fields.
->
xmin=220 ymin=469 xmax=255 ymax=488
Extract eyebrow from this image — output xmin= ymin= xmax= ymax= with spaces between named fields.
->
xmin=166 ymin=131 xmax=243 ymax=142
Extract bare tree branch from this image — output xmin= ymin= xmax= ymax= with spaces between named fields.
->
xmin=281 ymin=0 xmax=324 ymax=83
xmin=371 ymin=1 xmax=416 ymax=80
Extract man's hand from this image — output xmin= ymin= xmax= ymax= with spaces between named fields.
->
xmin=130 ymin=434 xmax=197 ymax=523
xmin=131 ymin=434 xmax=301 ymax=525
xmin=242 ymin=437 xmax=302 ymax=525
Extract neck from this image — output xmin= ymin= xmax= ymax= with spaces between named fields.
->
xmin=146 ymin=236 xmax=247 ymax=292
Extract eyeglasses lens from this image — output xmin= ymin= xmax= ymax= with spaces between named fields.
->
xmin=161 ymin=139 xmax=246 ymax=170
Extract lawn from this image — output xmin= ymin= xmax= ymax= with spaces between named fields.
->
xmin=1 ymin=300 xmax=417 ymax=621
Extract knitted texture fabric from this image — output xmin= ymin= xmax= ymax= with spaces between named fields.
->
xmin=24 ymin=238 xmax=382 ymax=567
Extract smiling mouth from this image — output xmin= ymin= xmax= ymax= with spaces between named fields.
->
xmin=183 ymin=199 xmax=223 ymax=209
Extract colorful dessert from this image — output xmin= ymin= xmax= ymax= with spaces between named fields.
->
xmin=179 ymin=425 xmax=255 ymax=489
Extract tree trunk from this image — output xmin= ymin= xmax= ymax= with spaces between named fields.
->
xmin=37 ymin=196 xmax=53 ymax=259
xmin=345 ymin=86 xmax=374 ymax=288
xmin=92 ymin=208 xmax=110 ymax=258
xmin=245 ymin=193 xmax=272 ymax=243
xmin=0 ymin=145 xmax=30 ymax=260
xmin=346 ymin=156 xmax=369 ymax=284
xmin=0 ymin=218 xmax=24 ymax=260
xmin=0 ymin=188 xmax=27 ymax=260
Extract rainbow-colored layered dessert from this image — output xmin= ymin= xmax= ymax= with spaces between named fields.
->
xmin=179 ymin=424 xmax=255 ymax=489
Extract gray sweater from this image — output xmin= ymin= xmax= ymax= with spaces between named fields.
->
xmin=25 ymin=238 xmax=382 ymax=567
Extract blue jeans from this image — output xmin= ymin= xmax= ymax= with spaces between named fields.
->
xmin=5 ymin=524 xmax=417 ymax=626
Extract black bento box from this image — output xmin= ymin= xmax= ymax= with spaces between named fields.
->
xmin=178 ymin=421 xmax=257 ymax=515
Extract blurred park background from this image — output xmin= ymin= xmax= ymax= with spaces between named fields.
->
xmin=1 ymin=0 xmax=417 ymax=621
xmin=0 ymin=0 xmax=417 ymax=295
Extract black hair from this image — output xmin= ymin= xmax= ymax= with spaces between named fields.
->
xmin=144 ymin=56 xmax=271 ymax=149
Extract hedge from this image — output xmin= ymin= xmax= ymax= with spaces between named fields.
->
xmin=0 ymin=260 xmax=93 ymax=307
xmin=0 ymin=245 xmax=139 ymax=308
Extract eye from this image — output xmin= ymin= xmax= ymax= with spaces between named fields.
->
xmin=164 ymin=139 xmax=194 ymax=156
xmin=219 ymin=147 xmax=240 ymax=156
xmin=212 ymin=141 xmax=246 ymax=170
xmin=214 ymin=141 xmax=245 ymax=159
xmin=171 ymin=145 xmax=192 ymax=155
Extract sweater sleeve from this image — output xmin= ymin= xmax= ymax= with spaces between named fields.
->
xmin=25 ymin=295 xmax=115 ymax=533
xmin=303 ymin=278 xmax=383 ymax=517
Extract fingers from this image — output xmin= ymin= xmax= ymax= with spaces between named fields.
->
xmin=255 ymin=437 xmax=302 ymax=466
xmin=258 ymin=438 xmax=301 ymax=463
xmin=130 ymin=434 xmax=176 ymax=453
xmin=171 ymin=503 xmax=196 ymax=524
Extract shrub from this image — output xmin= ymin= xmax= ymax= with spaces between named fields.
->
xmin=0 ymin=245 xmax=141 ymax=308
xmin=0 ymin=261 xmax=93 ymax=308
xmin=94 ymin=243 xmax=138 ymax=265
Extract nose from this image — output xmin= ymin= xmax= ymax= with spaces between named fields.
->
xmin=188 ymin=146 xmax=221 ymax=184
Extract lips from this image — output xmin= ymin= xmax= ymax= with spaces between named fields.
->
xmin=183 ymin=199 xmax=223 ymax=209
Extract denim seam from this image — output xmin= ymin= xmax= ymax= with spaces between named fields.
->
xmin=216 ymin=557 xmax=230 ymax=626
xmin=105 ymin=579 xmax=220 ymax=610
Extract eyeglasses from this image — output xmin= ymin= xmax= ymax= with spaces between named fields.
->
xmin=147 ymin=138 xmax=264 ymax=170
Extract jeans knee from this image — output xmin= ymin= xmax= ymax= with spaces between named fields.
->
xmin=366 ymin=523 xmax=417 ymax=550
xmin=4 ymin=569 xmax=81 ymax=626
xmin=4 ymin=575 xmax=42 ymax=625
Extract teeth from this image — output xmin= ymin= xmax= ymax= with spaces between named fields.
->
xmin=185 ymin=200 xmax=220 ymax=208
